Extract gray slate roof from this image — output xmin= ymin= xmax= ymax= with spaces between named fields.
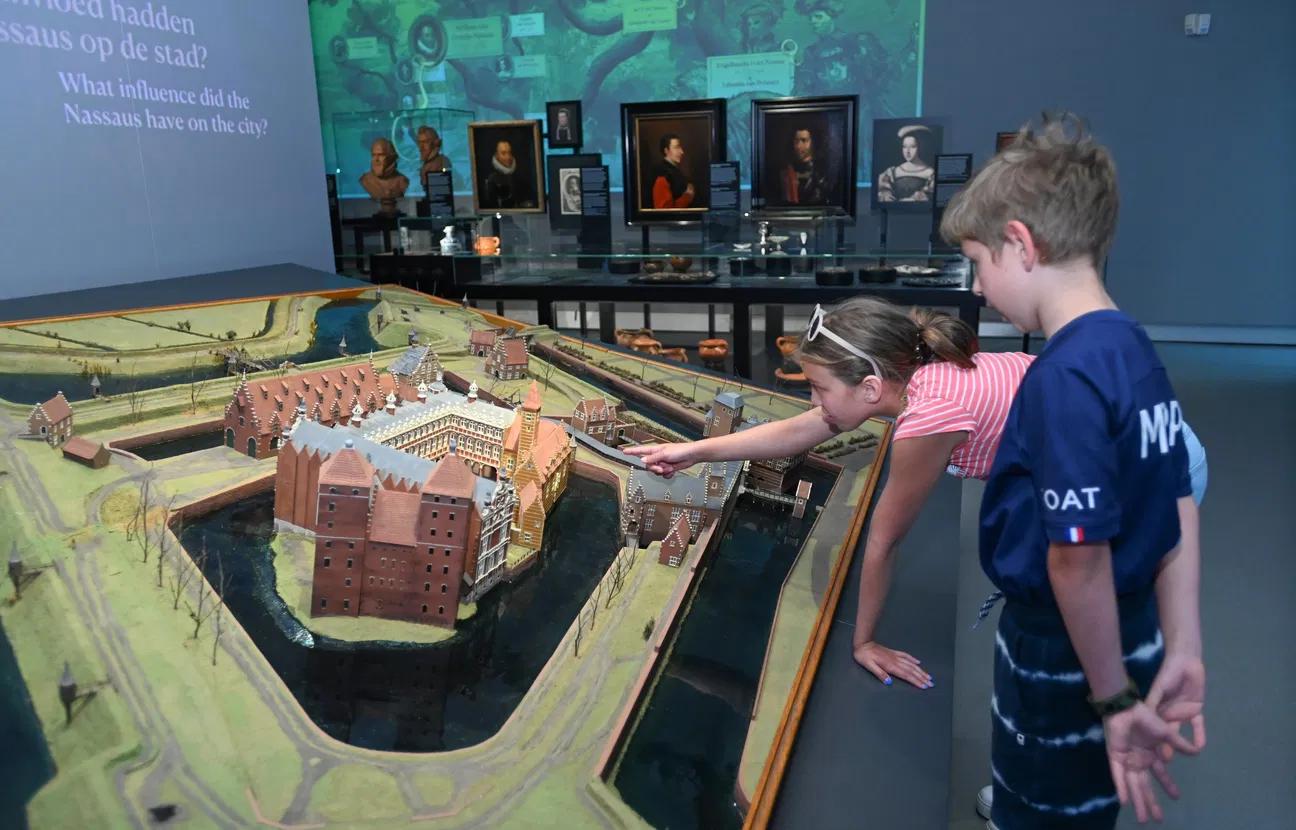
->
xmin=714 ymin=391 xmax=744 ymax=410
xmin=388 ymin=345 xmax=433 ymax=377
xmin=287 ymin=419 xmax=496 ymax=505
xmin=625 ymin=458 xmax=741 ymax=510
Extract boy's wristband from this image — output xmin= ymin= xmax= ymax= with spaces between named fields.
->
xmin=1088 ymin=677 xmax=1141 ymax=718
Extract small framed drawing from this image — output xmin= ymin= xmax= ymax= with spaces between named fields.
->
xmin=468 ymin=120 xmax=545 ymax=214
xmin=870 ymin=117 xmax=945 ymax=212
xmin=752 ymin=95 xmax=858 ymax=217
xmin=547 ymin=153 xmax=601 ymax=229
xmin=546 ymin=100 xmax=583 ymax=149
xmin=621 ymin=98 xmax=726 ymax=225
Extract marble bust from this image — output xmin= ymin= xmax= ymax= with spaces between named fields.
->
xmin=359 ymin=137 xmax=409 ymax=215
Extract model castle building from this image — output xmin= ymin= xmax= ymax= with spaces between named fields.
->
xmin=279 ymin=427 xmax=516 ymax=626
xmin=704 ymin=392 xmax=807 ymax=492
xmin=621 ymin=459 xmax=742 ymax=559
xmin=272 ymin=365 xmax=574 ymax=628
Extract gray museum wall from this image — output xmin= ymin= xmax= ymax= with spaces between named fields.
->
xmin=0 ymin=0 xmax=334 ymax=302
xmin=340 ymin=2 xmax=1292 ymax=340
xmin=923 ymin=0 xmax=1296 ymax=332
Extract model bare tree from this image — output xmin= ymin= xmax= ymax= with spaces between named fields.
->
xmin=167 ymin=537 xmax=196 ymax=611
xmin=188 ymin=353 xmax=210 ymax=413
xmin=155 ymin=497 xmax=178 ymax=589
xmin=155 ymin=526 xmax=169 ymax=590
xmin=130 ymin=468 xmax=159 ymax=563
xmin=210 ymin=550 xmax=229 ymax=666
xmin=539 ymin=358 xmax=558 ymax=392
xmin=605 ymin=548 xmax=632 ymax=609
xmin=123 ymin=371 xmax=145 ymax=423
xmin=188 ymin=539 xmax=217 ymax=639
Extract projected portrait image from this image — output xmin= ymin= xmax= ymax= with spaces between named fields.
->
xmin=468 ymin=120 xmax=545 ymax=214
xmin=622 ymin=99 xmax=726 ymax=224
xmin=871 ymin=117 xmax=944 ymax=211
xmin=547 ymin=100 xmax=582 ymax=149
xmin=752 ymin=95 xmax=857 ymax=216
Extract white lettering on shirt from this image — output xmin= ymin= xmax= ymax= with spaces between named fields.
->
xmin=1139 ymin=400 xmax=1183 ymax=459
xmin=1041 ymin=487 xmax=1102 ymax=511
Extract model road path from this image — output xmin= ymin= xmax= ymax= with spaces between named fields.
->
xmin=1 ymin=411 xmax=246 ymax=828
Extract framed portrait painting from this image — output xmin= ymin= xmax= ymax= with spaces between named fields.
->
xmin=870 ymin=117 xmax=944 ymax=212
xmin=468 ymin=120 xmax=545 ymax=214
xmin=752 ymin=95 xmax=858 ymax=217
xmin=546 ymin=152 xmax=601 ymax=229
xmin=546 ymin=100 xmax=583 ymax=149
xmin=620 ymin=98 xmax=726 ymax=225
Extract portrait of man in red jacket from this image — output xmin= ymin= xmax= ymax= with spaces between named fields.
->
xmin=651 ymin=133 xmax=695 ymax=209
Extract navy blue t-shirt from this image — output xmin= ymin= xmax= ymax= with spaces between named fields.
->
xmin=980 ymin=310 xmax=1192 ymax=605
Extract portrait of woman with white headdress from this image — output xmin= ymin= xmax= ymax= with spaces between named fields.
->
xmin=872 ymin=120 xmax=943 ymax=207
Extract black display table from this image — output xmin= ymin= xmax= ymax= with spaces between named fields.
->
xmin=341 ymin=215 xmax=401 ymax=272
xmin=455 ymin=269 xmax=982 ymax=378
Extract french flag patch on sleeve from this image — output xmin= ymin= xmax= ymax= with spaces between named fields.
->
xmin=1067 ymin=527 xmax=1086 ymax=543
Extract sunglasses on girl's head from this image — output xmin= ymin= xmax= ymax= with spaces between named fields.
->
xmin=804 ymin=304 xmax=884 ymax=379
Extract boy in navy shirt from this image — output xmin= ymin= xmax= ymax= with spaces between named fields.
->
xmin=941 ymin=116 xmax=1206 ymax=828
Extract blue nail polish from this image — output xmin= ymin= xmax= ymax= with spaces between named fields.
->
xmin=884 ymin=677 xmax=893 ymax=686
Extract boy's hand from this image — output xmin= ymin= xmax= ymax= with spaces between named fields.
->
xmin=1146 ymin=653 xmax=1207 ymax=755
xmin=621 ymin=443 xmax=696 ymax=477
xmin=1103 ymin=701 xmax=1200 ymax=823
xmin=852 ymin=641 xmax=933 ymax=689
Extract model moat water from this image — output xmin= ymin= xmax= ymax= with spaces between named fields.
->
xmin=128 ymin=431 xmax=224 ymax=460
xmin=613 ymin=466 xmax=837 ymax=830
xmin=0 ymin=299 xmax=380 ymax=405
xmin=179 ymin=474 xmax=620 ymax=752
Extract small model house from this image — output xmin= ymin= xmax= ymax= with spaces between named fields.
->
xmin=486 ymin=335 xmax=529 ymax=380
xmin=571 ymin=397 xmax=620 ymax=444
xmin=28 ymin=392 xmax=73 ymax=446
xmin=387 ymin=345 xmax=441 ymax=387
xmin=469 ymin=328 xmax=498 ymax=357
xmin=62 ymin=437 xmax=110 ymax=469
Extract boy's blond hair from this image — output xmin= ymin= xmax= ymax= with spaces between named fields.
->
xmin=941 ymin=113 xmax=1119 ymax=267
